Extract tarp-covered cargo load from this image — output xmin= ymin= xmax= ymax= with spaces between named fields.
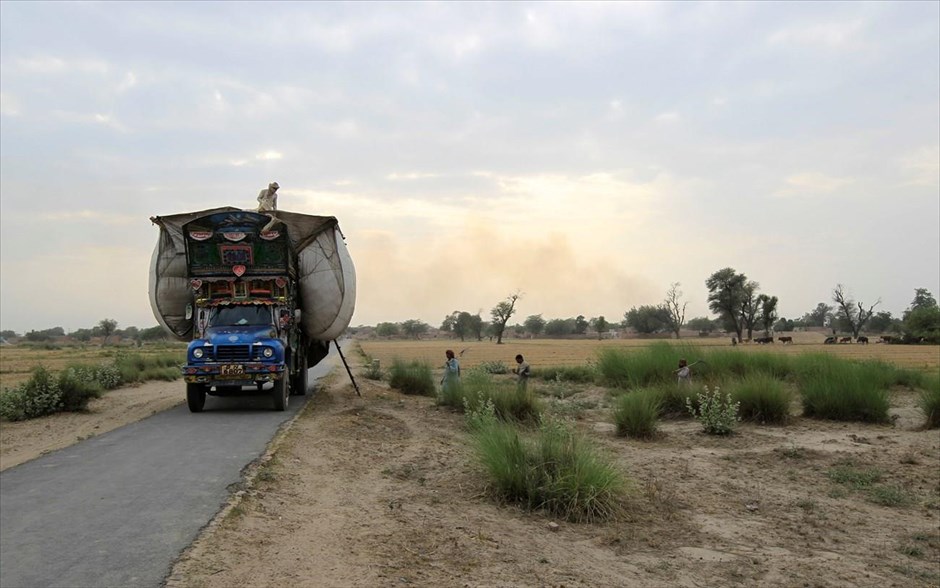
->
xmin=149 ymin=207 xmax=356 ymax=343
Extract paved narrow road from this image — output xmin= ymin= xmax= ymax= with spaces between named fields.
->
xmin=0 ymin=354 xmax=338 ymax=588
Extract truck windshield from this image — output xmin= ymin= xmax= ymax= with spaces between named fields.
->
xmin=210 ymin=306 xmax=271 ymax=327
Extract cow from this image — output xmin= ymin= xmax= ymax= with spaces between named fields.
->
xmin=824 ymin=337 xmax=836 ymax=344
xmin=839 ymin=337 xmax=852 ymax=344
xmin=755 ymin=336 xmax=774 ymax=344
xmin=856 ymin=336 xmax=869 ymax=344
xmin=880 ymin=335 xmax=895 ymax=344
xmin=778 ymin=336 xmax=793 ymax=344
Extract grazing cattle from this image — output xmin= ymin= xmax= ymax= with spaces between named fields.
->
xmin=755 ymin=336 xmax=774 ymax=344
xmin=880 ymin=335 xmax=895 ymax=344
xmin=839 ymin=337 xmax=852 ymax=344
xmin=856 ymin=336 xmax=869 ymax=344
xmin=778 ymin=336 xmax=793 ymax=344
xmin=824 ymin=337 xmax=836 ymax=344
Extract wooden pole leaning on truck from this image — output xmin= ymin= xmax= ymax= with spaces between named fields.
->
xmin=333 ymin=339 xmax=362 ymax=397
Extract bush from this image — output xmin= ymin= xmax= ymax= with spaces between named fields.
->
xmin=478 ymin=361 xmax=510 ymax=375
xmin=613 ymin=389 xmax=660 ymax=438
xmin=795 ymin=355 xmax=890 ymax=423
xmin=657 ymin=383 xmax=699 ymax=417
xmin=686 ymin=385 xmax=740 ymax=435
xmin=442 ymin=370 xmax=541 ymax=422
xmin=468 ymin=405 xmax=625 ymax=522
xmin=0 ymin=387 xmax=26 ymax=421
xmin=727 ymin=374 xmax=792 ymax=424
xmin=919 ymin=373 xmax=940 ymax=429
xmin=388 ymin=359 xmax=436 ymax=396
xmin=362 ymin=360 xmax=384 ymax=381
xmin=56 ymin=370 xmax=104 ymax=412
xmin=597 ymin=343 xmax=683 ymax=388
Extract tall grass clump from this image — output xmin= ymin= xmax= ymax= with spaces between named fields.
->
xmin=727 ymin=373 xmax=792 ymax=424
xmin=439 ymin=370 xmax=541 ymax=422
xmin=794 ymin=355 xmax=890 ymax=423
xmin=468 ymin=403 xmax=625 ymax=522
xmin=597 ymin=343 xmax=696 ymax=388
xmin=113 ymin=351 xmax=181 ymax=384
xmin=613 ymin=388 xmax=661 ymax=438
xmin=918 ymin=373 xmax=940 ymax=429
xmin=703 ymin=349 xmax=791 ymax=380
xmin=388 ymin=359 xmax=436 ymax=396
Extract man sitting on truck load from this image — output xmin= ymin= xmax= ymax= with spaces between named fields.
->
xmin=257 ymin=182 xmax=279 ymax=212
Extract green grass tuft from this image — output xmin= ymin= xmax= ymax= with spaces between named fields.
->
xmin=727 ymin=373 xmax=792 ymax=424
xmin=612 ymin=388 xmax=661 ymax=439
xmin=388 ymin=359 xmax=436 ymax=396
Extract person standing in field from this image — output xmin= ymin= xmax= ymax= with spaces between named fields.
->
xmin=513 ymin=354 xmax=531 ymax=390
xmin=675 ymin=358 xmax=692 ymax=385
xmin=441 ymin=349 xmax=460 ymax=393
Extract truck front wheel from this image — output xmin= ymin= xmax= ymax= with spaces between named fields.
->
xmin=271 ymin=377 xmax=288 ymax=411
xmin=290 ymin=354 xmax=308 ymax=396
xmin=187 ymin=383 xmax=207 ymax=413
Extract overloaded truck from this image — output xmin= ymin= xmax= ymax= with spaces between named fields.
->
xmin=149 ymin=207 xmax=356 ymax=412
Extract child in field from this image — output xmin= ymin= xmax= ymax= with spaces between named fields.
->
xmin=441 ymin=349 xmax=460 ymax=393
xmin=675 ymin=358 xmax=692 ymax=385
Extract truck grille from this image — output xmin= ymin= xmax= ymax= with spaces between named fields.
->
xmin=215 ymin=345 xmax=251 ymax=362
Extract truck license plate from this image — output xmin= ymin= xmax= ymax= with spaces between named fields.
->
xmin=220 ymin=364 xmax=244 ymax=377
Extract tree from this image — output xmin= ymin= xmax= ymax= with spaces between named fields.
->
xmin=96 ymin=319 xmax=118 ymax=345
xmin=591 ymin=316 xmax=610 ymax=340
xmin=544 ymin=318 xmax=574 ymax=336
xmin=139 ymin=325 xmax=168 ymax=341
xmin=523 ymin=314 xmax=545 ymax=337
xmin=440 ymin=312 xmax=458 ymax=333
xmin=868 ymin=311 xmax=900 ymax=334
xmin=469 ymin=314 xmax=485 ymax=341
xmin=574 ymin=315 xmax=589 ymax=335
xmin=375 ymin=322 xmax=400 ymax=337
xmin=664 ymin=282 xmax=687 ymax=339
xmin=903 ymin=288 xmax=940 ymax=343
xmin=773 ymin=317 xmax=795 ymax=332
xmin=706 ymin=268 xmax=748 ymax=341
xmin=831 ymin=284 xmax=879 ymax=338
xmin=490 ymin=292 xmax=521 ymax=344
xmin=624 ymin=305 xmax=670 ymax=334
xmin=802 ymin=303 xmax=834 ymax=328
xmin=70 ymin=328 xmax=94 ymax=342
xmin=758 ymin=294 xmax=778 ymax=337
xmin=401 ymin=319 xmax=429 ymax=339
xmin=686 ymin=316 xmax=717 ymax=333
xmin=739 ymin=281 xmax=761 ymax=340
xmin=0 ymin=330 xmax=18 ymax=339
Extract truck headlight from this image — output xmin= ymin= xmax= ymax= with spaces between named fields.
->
xmin=193 ymin=348 xmax=205 ymax=359
xmin=262 ymin=347 xmax=274 ymax=358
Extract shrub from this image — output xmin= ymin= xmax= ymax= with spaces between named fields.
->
xmin=0 ymin=387 xmax=26 ymax=421
xmin=686 ymin=385 xmax=740 ymax=435
xmin=613 ymin=389 xmax=661 ymax=438
xmin=597 ymin=343 xmax=683 ymax=388
xmin=704 ymin=350 xmax=792 ymax=380
xmin=795 ymin=355 xmax=890 ymax=423
xmin=57 ymin=369 xmax=104 ymax=411
xmin=388 ymin=359 xmax=436 ymax=396
xmin=727 ymin=374 xmax=792 ymax=424
xmin=657 ymin=383 xmax=699 ymax=417
xmin=19 ymin=366 xmax=63 ymax=419
xmin=478 ymin=361 xmax=509 ymax=375
xmin=919 ymin=373 xmax=940 ymax=429
xmin=443 ymin=370 xmax=541 ymax=422
xmin=468 ymin=406 xmax=625 ymax=522
xmin=362 ymin=360 xmax=384 ymax=381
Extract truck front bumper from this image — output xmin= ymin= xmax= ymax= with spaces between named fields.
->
xmin=182 ymin=363 xmax=286 ymax=384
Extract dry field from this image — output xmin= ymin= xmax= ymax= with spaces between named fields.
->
xmin=357 ymin=334 xmax=940 ymax=373
xmin=0 ymin=343 xmax=187 ymax=389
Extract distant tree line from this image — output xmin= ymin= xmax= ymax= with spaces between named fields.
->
xmin=1 ymin=319 xmax=170 ymax=345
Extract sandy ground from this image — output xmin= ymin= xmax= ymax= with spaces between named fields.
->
xmin=2 ymin=365 xmax=938 ymax=587
xmin=0 ymin=381 xmax=183 ymax=471
xmin=166 ymin=365 xmax=940 ymax=588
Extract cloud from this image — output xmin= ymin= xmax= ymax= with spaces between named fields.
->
xmin=11 ymin=55 xmax=110 ymax=75
xmin=898 ymin=146 xmax=940 ymax=187
xmin=386 ymin=172 xmax=440 ymax=181
xmin=654 ymin=111 xmax=680 ymax=124
xmin=49 ymin=110 xmax=129 ymax=132
xmin=0 ymin=92 xmax=20 ymax=116
xmin=767 ymin=19 xmax=865 ymax=49
xmin=774 ymin=172 xmax=855 ymax=197
xmin=255 ymin=151 xmax=283 ymax=161
xmin=37 ymin=210 xmax=139 ymax=225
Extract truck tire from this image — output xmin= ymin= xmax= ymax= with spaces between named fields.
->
xmin=271 ymin=377 xmax=288 ymax=411
xmin=290 ymin=354 xmax=308 ymax=396
xmin=187 ymin=383 xmax=206 ymax=413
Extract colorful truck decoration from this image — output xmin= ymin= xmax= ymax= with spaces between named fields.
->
xmin=149 ymin=207 xmax=356 ymax=412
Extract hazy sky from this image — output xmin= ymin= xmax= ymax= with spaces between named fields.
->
xmin=1 ymin=1 xmax=938 ymax=334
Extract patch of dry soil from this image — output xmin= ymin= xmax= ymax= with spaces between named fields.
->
xmin=168 ymin=372 xmax=940 ymax=588
xmin=0 ymin=381 xmax=183 ymax=471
